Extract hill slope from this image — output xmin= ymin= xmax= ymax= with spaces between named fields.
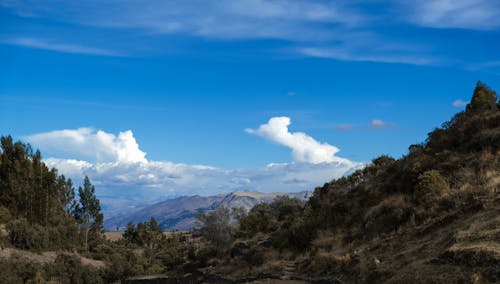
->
xmin=203 ymin=81 xmax=499 ymax=283
xmin=104 ymin=190 xmax=312 ymax=231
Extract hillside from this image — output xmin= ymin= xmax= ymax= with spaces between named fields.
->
xmin=105 ymin=190 xmax=312 ymax=231
xmin=195 ymin=81 xmax=500 ymax=283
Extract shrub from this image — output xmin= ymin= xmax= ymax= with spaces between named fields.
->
xmin=196 ymin=206 xmax=234 ymax=251
xmin=7 ymin=218 xmax=49 ymax=250
xmin=50 ymin=254 xmax=104 ymax=284
xmin=364 ymin=195 xmax=414 ymax=235
xmin=6 ymin=218 xmax=78 ymax=250
xmin=238 ymin=203 xmax=277 ymax=237
xmin=0 ymin=206 xmax=12 ymax=224
xmin=243 ymin=247 xmax=264 ymax=266
xmin=414 ymin=170 xmax=450 ymax=204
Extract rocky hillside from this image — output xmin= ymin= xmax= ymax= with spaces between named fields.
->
xmin=104 ymin=190 xmax=311 ymax=231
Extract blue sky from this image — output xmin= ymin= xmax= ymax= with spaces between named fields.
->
xmin=1 ymin=0 xmax=499 ymax=214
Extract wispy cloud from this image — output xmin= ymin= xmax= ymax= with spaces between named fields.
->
xmin=1 ymin=1 xmax=365 ymax=41
xmin=332 ymin=124 xmax=354 ymax=131
xmin=368 ymin=119 xmax=397 ymax=130
xmin=0 ymin=0 xmax=433 ymax=65
xmin=298 ymin=47 xmax=436 ymax=66
xmin=332 ymin=119 xmax=398 ymax=131
xmin=3 ymin=37 xmax=120 ymax=56
xmin=401 ymin=0 xmax=500 ymax=30
xmin=452 ymin=99 xmax=468 ymax=107
xmin=2 ymin=0 xmax=498 ymax=66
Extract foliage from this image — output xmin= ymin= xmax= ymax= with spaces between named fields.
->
xmin=0 ymin=253 xmax=104 ymax=283
xmin=196 ymin=206 xmax=235 ymax=251
xmin=75 ymin=176 xmax=104 ymax=252
xmin=7 ymin=218 xmax=49 ymax=250
xmin=467 ymin=81 xmax=498 ymax=112
xmin=414 ymin=170 xmax=450 ymax=204
xmin=0 ymin=205 xmax=12 ymax=224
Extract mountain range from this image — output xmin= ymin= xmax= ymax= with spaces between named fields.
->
xmin=104 ymin=190 xmax=312 ymax=231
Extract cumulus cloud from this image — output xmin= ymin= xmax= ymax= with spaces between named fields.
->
xmin=27 ymin=126 xmax=361 ymax=216
xmin=26 ymin=127 xmax=147 ymax=163
xmin=245 ymin=116 xmax=352 ymax=164
xmin=452 ymin=99 xmax=468 ymax=107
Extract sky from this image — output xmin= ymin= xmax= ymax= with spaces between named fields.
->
xmin=1 ymin=0 xmax=499 ymax=216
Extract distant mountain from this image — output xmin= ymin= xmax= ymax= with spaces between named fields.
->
xmin=104 ymin=190 xmax=312 ymax=231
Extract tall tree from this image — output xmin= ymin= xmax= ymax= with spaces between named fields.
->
xmin=76 ymin=176 xmax=103 ymax=251
xmin=467 ymin=81 xmax=498 ymax=112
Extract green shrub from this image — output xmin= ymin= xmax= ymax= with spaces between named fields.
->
xmin=49 ymin=254 xmax=104 ymax=284
xmin=0 ymin=206 xmax=12 ymax=224
xmin=6 ymin=218 xmax=78 ymax=250
xmin=414 ymin=170 xmax=450 ymax=204
xmin=7 ymin=218 xmax=49 ymax=250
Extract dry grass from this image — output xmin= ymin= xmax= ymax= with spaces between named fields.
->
xmin=0 ymin=247 xmax=105 ymax=268
xmin=104 ymin=230 xmax=191 ymax=241
xmin=104 ymin=231 xmax=122 ymax=241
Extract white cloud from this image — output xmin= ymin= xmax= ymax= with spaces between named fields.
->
xmin=1 ymin=0 xmax=364 ymax=41
xmin=368 ymin=119 xmax=396 ymax=130
xmin=403 ymin=0 xmax=500 ymax=30
xmin=26 ymin=127 xmax=147 ymax=163
xmin=246 ymin=116 xmax=352 ymax=164
xmin=369 ymin=119 xmax=386 ymax=129
xmin=27 ymin=126 xmax=361 ymax=216
xmin=3 ymin=37 xmax=120 ymax=56
xmin=298 ymin=46 xmax=436 ymax=66
xmin=1 ymin=0 xmax=437 ymax=66
xmin=452 ymin=99 xmax=468 ymax=107
xmin=43 ymin=158 xmax=359 ymax=216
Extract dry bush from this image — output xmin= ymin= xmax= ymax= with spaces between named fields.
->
xmin=364 ymin=194 xmax=414 ymax=236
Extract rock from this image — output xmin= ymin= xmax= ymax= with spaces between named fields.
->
xmin=257 ymin=235 xmax=272 ymax=247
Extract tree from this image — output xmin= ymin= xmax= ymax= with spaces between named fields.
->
xmin=56 ymin=175 xmax=78 ymax=216
xmin=76 ymin=176 xmax=103 ymax=251
xmin=467 ymin=81 xmax=497 ymax=112
xmin=196 ymin=206 xmax=234 ymax=251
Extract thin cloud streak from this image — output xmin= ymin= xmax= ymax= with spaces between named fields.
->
xmin=3 ymin=37 xmax=120 ymax=56
xmin=298 ymin=47 xmax=436 ymax=66
xmin=402 ymin=0 xmax=500 ymax=30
